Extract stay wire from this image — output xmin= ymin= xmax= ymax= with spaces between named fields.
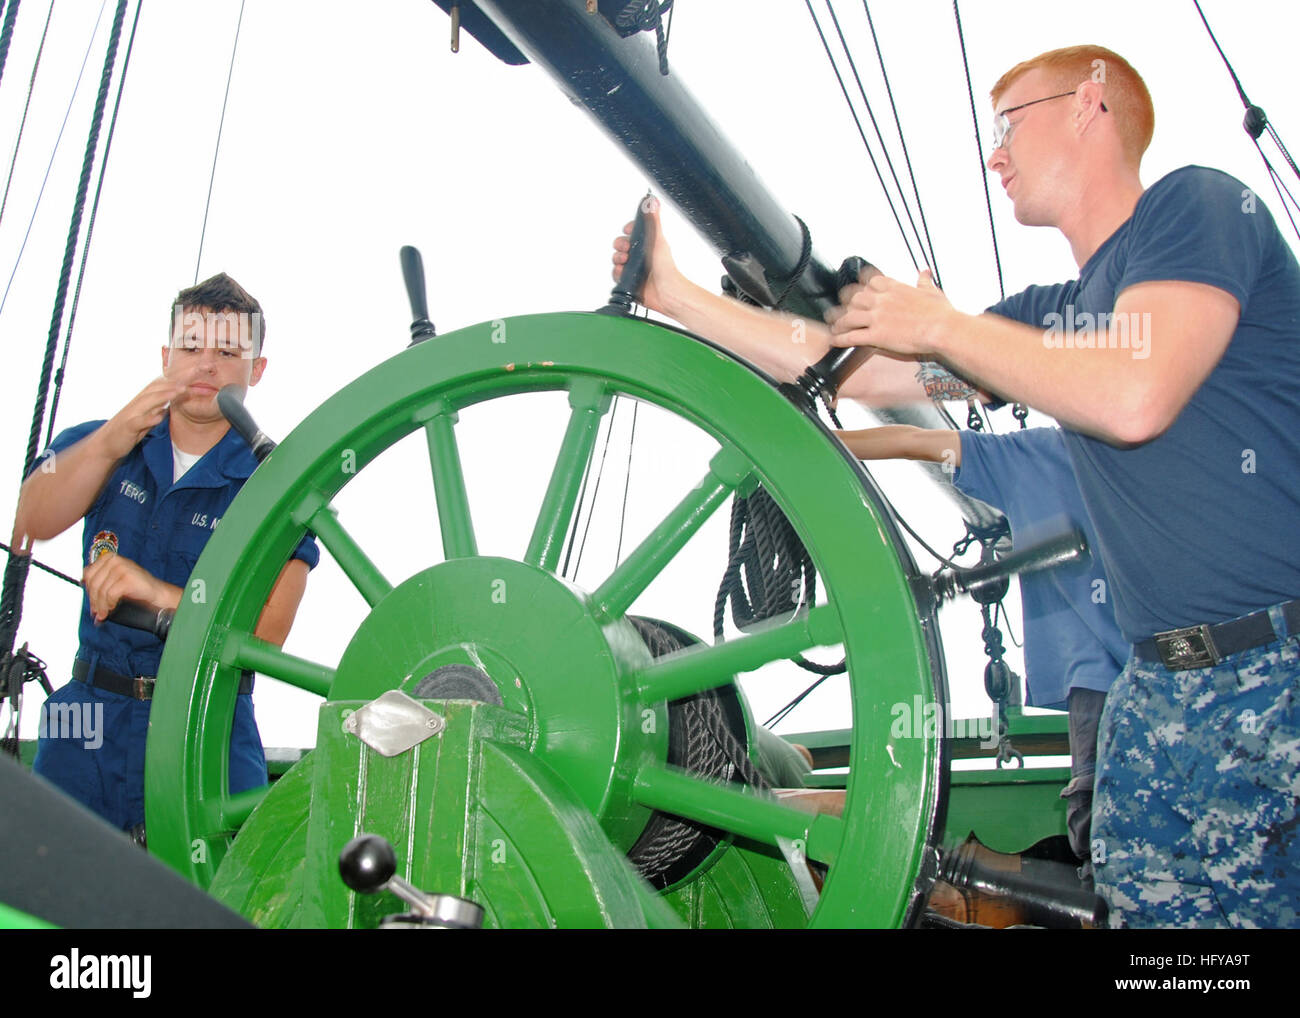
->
xmin=0 ymin=0 xmax=52 ymax=234
xmin=952 ymin=0 xmax=1004 ymax=302
xmin=0 ymin=0 xmax=108 ymax=323
xmin=615 ymin=398 xmax=638 ymax=565
xmin=22 ymin=0 xmax=126 ymax=482
xmin=859 ymin=0 xmax=941 ymax=286
xmin=45 ymin=0 xmax=142 ymax=448
xmin=0 ymin=539 xmax=78 ymax=587
xmin=804 ymin=0 xmax=918 ymax=273
xmin=569 ymin=396 xmax=620 ymax=583
xmin=823 ymin=0 xmax=932 ymax=278
xmin=194 ymin=0 xmax=244 ymax=284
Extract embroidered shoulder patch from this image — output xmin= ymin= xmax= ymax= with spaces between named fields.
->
xmin=90 ymin=530 xmax=118 ymax=564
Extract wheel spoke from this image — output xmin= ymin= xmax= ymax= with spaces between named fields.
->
xmin=633 ymin=764 xmax=843 ymax=865
xmin=220 ymin=630 xmax=335 ymax=696
xmin=301 ymin=502 xmax=394 ymax=607
xmin=589 ymin=444 xmax=753 ymax=620
xmin=417 ymin=401 xmax=478 ymax=560
xmin=633 ymin=603 xmax=842 ymax=703
xmin=525 ymin=380 xmax=611 ymax=571
xmin=197 ymin=786 xmax=268 ymax=834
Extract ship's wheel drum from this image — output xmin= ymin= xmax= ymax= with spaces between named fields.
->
xmin=145 ymin=311 xmax=948 ymax=928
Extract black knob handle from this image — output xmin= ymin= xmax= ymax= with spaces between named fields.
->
xmin=599 ymin=194 xmax=653 ymax=315
xmin=217 ymin=385 xmax=276 ymax=463
xmin=338 ymin=833 xmax=397 ymax=894
xmin=793 ymin=256 xmax=881 ymax=401
xmin=400 ymin=246 xmax=437 ymax=345
xmin=107 ymin=600 xmax=174 ymax=640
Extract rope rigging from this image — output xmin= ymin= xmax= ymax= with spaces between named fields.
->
xmin=45 ymin=0 xmax=143 ymax=449
xmin=2 ymin=0 xmax=131 ymax=756
xmin=1192 ymin=0 xmax=1300 ymax=242
xmin=0 ymin=1 xmax=54 ymax=234
xmin=0 ymin=0 xmax=22 ymax=100
xmin=0 ymin=0 xmax=109 ymax=322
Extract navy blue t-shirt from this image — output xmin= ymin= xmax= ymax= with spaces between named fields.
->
xmin=954 ymin=427 xmax=1127 ymax=709
xmin=36 ymin=418 xmax=320 ymax=678
xmin=987 ymin=167 xmax=1300 ymax=641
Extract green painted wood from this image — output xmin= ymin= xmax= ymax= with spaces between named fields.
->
xmin=145 ymin=312 xmax=943 ymax=927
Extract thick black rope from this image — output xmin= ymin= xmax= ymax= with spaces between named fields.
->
xmin=0 ymin=0 xmax=52 ymax=234
xmin=615 ymin=0 xmax=673 ymax=76
xmin=194 ymin=0 xmax=244 ymax=283
xmin=0 ymin=0 xmax=21 ymax=99
xmin=22 ymin=0 xmax=126 ymax=479
xmin=804 ymin=0 xmax=918 ymax=274
xmin=46 ymin=0 xmax=143 ymax=449
xmin=3 ymin=0 xmax=127 ymax=673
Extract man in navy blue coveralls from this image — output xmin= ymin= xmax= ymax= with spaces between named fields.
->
xmin=15 ymin=273 xmax=318 ymax=842
xmin=825 ymin=46 xmax=1300 ymax=927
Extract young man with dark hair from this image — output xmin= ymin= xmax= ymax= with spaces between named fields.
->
xmin=14 ymin=272 xmax=318 ymax=842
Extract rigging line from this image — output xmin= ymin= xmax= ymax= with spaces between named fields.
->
xmin=1193 ymin=0 xmax=1300 ymax=189
xmin=45 ymin=0 xmax=142 ymax=449
xmin=0 ymin=0 xmax=53 ymax=233
xmin=21 ymin=0 xmax=126 ymax=480
xmin=952 ymin=0 xmax=1004 ymax=301
xmin=1255 ymin=138 xmax=1300 ymax=244
xmin=614 ymin=397 xmax=638 ymax=565
xmin=0 ymin=0 xmax=109 ymax=322
xmin=570 ymin=396 xmax=620 ymax=584
xmin=0 ymin=0 xmax=21 ymax=96
xmin=803 ymin=0 xmax=918 ymax=273
xmin=859 ymin=0 xmax=941 ymax=286
xmin=822 ymin=0 xmax=930 ymax=275
xmin=1191 ymin=0 xmax=1250 ymax=109
xmin=0 ymin=539 xmax=79 ymax=587
xmin=193 ymin=0 xmax=244 ymax=284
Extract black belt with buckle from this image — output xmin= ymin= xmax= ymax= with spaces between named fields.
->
xmin=1135 ymin=600 xmax=1300 ymax=671
xmin=73 ymin=659 xmax=255 ymax=701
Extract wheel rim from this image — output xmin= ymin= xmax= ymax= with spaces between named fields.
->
xmin=146 ymin=311 xmax=948 ymax=928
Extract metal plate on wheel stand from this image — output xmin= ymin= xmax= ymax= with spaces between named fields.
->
xmin=342 ymin=689 xmax=446 ymax=757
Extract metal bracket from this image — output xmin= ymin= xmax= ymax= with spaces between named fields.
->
xmin=342 ymin=689 xmax=447 ymax=756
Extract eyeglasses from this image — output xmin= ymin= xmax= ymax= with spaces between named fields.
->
xmin=991 ymin=90 xmax=1107 ymax=150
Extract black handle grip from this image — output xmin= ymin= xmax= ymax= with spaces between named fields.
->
xmin=599 ymin=194 xmax=653 ymax=315
xmin=935 ymin=528 xmax=1089 ymax=605
xmin=217 ymin=385 xmax=276 ymax=463
xmin=107 ymin=600 xmax=174 ymax=640
xmin=400 ymin=245 xmax=437 ymax=345
xmin=793 ymin=256 xmax=882 ymax=401
xmin=338 ymin=833 xmax=397 ymax=894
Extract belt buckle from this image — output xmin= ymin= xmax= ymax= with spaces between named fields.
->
xmin=133 ymin=676 xmax=156 ymax=701
xmin=1153 ymin=624 xmax=1221 ymax=670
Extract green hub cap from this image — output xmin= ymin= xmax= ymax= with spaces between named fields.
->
xmin=145 ymin=311 xmax=948 ymax=928
xmin=329 ymin=556 xmax=664 ymax=848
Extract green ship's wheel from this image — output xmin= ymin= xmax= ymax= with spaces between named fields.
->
xmin=146 ymin=312 xmax=947 ymax=928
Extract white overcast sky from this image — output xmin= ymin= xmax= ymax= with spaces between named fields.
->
xmin=3 ymin=0 xmax=1297 ymax=750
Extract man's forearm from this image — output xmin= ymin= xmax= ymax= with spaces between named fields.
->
xmin=15 ymin=428 xmax=120 ymax=543
xmin=662 ymin=277 xmax=928 ymax=405
xmin=928 ymin=309 xmax=1148 ymax=443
